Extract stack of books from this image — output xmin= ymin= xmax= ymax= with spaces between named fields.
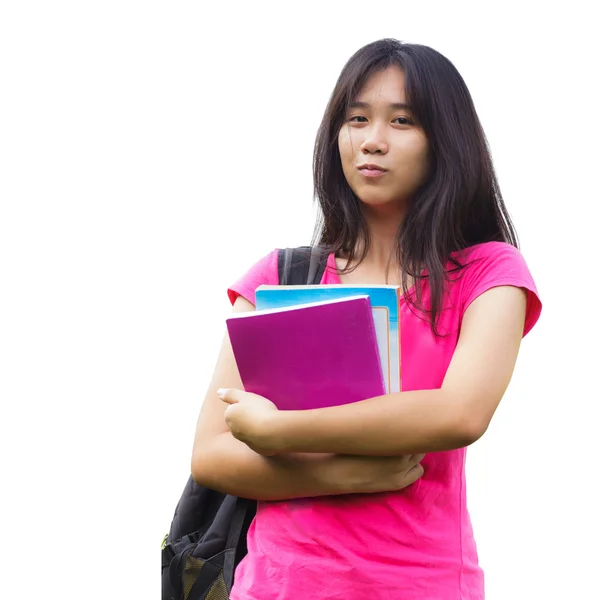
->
xmin=225 ymin=285 xmax=402 ymax=411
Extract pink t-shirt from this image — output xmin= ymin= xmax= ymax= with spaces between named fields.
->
xmin=227 ymin=241 xmax=542 ymax=600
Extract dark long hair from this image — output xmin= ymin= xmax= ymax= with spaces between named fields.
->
xmin=311 ymin=38 xmax=518 ymax=336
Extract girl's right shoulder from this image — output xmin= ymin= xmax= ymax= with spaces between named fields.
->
xmin=227 ymin=248 xmax=280 ymax=307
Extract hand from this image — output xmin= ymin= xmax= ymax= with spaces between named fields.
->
xmin=324 ymin=453 xmax=426 ymax=495
xmin=218 ymin=388 xmax=282 ymax=456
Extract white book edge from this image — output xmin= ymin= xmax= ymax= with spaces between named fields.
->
xmin=226 ymin=294 xmax=371 ymax=319
xmin=258 ymin=284 xmax=401 ymax=291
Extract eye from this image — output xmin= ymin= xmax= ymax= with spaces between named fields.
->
xmin=348 ymin=115 xmax=368 ymax=123
xmin=393 ymin=116 xmax=413 ymax=126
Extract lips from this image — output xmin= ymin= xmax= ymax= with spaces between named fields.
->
xmin=358 ymin=164 xmax=388 ymax=178
xmin=358 ymin=164 xmax=387 ymax=172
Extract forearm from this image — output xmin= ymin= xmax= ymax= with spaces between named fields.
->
xmin=275 ymin=388 xmax=479 ymax=456
xmin=191 ymin=432 xmax=350 ymax=501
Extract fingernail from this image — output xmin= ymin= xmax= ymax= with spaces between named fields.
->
xmin=216 ymin=388 xmax=228 ymax=399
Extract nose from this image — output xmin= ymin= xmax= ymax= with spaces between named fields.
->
xmin=360 ymin=123 xmax=388 ymax=155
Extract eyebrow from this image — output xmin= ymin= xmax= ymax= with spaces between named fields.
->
xmin=349 ymin=101 xmax=413 ymax=111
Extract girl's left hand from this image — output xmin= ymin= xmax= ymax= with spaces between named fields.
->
xmin=217 ymin=388 xmax=283 ymax=456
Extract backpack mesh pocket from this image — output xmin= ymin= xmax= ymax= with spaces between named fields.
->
xmin=182 ymin=554 xmax=230 ymax=600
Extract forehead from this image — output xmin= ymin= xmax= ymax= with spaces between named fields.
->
xmin=355 ymin=65 xmax=406 ymax=103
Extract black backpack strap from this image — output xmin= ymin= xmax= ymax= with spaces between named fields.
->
xmin=278 ymin=246 xmax=328 ymax=286
xmin=223 ymin=498 xmax=253 ymax=591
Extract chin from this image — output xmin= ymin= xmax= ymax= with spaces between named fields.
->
xmin=357 ymin=193 xmax=401 ymax=208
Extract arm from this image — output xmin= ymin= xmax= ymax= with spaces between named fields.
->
xmin=221 ymin=285 xmax=528 ymax=456
xmin=192 ymin=296 xmax=423 ymax=500
xmin=195 ymin=431 xmax=423 ymax=501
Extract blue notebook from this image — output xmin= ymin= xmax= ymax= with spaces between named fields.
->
xmin=256 ymin=284 xmax=402 ymax=393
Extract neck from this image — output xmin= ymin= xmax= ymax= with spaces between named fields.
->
xmin=356 ymin=203 xmax=405 ymax=270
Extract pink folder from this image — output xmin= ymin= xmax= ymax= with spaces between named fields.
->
xmin=226 ymin=295 xmax=385 ymax=411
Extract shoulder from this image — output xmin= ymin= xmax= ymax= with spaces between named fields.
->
xmin=452 ymin=241 xmax=542 ymax=337
xmin=455 ymin=240 xmax=521 ymax=262
xmin=227 ymin=249 xmax=280 ymax=306
xmin=453 ymin=241 xmax=534 ymax=283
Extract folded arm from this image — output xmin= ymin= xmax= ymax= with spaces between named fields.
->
xmin=192 ymin=295 xmax=423 ymax=501
xmin=221 ymin=285 xmax=528 ymax=456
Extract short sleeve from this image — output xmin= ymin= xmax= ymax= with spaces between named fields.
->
xmin=459 ymin=242 xmax=542 ymax=337
xmin=227 ymin=249 xmax=279 ymax=306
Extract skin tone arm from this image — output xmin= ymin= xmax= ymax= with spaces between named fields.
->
xmin=191 ymin=295 xmax=424 ymax=501
xmin=219 ymin=285 xmax=528 ymax=457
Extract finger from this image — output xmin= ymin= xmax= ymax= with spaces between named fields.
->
xmin=217 ymin=388 xmax=240 ymax=404
xmin=405 ymin=464 xmax=424 ymax=485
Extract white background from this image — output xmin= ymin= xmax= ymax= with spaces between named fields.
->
xmin=1 ymin=1 xmax=598 ymax=598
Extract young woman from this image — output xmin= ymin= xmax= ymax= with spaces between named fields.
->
xmin=192 ymin=38 xmax=542 ymax=600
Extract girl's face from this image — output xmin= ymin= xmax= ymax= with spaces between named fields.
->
xmin=338 ymin=66 xmax=429 ymax=211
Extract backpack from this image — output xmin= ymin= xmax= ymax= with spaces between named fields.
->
xmin=161 ymin=245 xmax=329 ymax=600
